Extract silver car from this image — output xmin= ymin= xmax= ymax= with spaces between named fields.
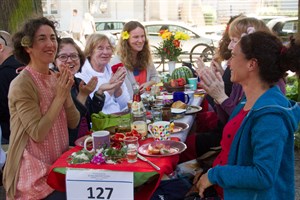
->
xmin=142 ymin=21 xmax=220 ymax=65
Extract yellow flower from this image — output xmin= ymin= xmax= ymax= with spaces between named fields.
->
xmin=121 ymin=31 xmax=130 ymax=40
xmin=156 ymin=30 xmax=190 ymax=62
xmin=174 ymin=32 xmax=190 ymax=40
xmin=161 ymin=30 xmax=172 ymax=40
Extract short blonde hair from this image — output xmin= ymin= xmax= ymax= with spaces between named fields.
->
xmin=229 ymin=17 xmax=271 ymax=39
xmin=84 ymin=33 xmax=114 ymax=58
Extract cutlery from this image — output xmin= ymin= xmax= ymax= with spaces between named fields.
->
xmin=137 ymin=154 xmax=160 ymax=171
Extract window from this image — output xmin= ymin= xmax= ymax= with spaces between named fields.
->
xmin=42 ymin=0 xmax=59 ymax=15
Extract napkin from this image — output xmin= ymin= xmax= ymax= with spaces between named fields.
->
xmin=91 ymin=112 xmax=131 ymax=131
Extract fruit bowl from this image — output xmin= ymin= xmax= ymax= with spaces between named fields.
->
xmin=163 ymin=82 xmax=184 ymax=93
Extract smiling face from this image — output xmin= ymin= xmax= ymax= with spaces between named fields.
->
xmin=128 ymin=27 xmax=145 ymax=53
xmin=228 ymin=36 xmax=240 ymax=50
xmin=90 ymin=39 xmax=113 ymax=71
xmin=228 ymin=42 xmax=251 ymax=84
xmin=55 ymin=43 xmax=80 ymax=75
xmin=25 ymin=25 xmax=57 ymax=66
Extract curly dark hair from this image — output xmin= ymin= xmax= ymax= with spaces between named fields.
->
xmin=240 ymin=31 xmax=300 ymax=84
xmin=12 ymin=17 xmax=58 ymax=65
xmin=56 ymin=37 xmax=85 ymax=71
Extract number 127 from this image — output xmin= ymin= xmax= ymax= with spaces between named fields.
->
xmin=87 ymin=187 xmax=113 ymax=199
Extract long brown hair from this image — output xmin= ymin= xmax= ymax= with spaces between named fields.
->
xmin=116 ymin=21 xmax=152 ymax=71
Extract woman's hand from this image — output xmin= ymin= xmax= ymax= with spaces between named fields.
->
xmin=56 ymin=67 xmax=74 ymax=102
xmin=210 ymin=59 xmax=224 ymax=76
xmin=139 ymin=81 xmax=155 ymax=94
xmin=196 ymin=172 xmax=213 ymax=198
xmin=198 ymin=68 xmax=228 ymax=104
xmin=77 ymin=76 xmax=98 ymax=105
xmin=104 ymin=67 xmax=126 ymax=96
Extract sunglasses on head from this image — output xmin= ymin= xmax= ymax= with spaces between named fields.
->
xmin=0 ymin=35 xmax=7 ymax=46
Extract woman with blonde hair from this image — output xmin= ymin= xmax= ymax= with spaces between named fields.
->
xmin=75 ymin=33 xmax=129 ymax=114
xmin=110 ymin=21 xmax=159 ymax=97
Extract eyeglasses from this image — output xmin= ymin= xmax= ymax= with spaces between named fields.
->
xmin=57 ymin=54 xmax=79 ymax=62
xmin=0 ymin=35 xmax=7 ymax=46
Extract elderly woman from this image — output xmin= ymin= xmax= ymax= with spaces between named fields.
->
xmin=75 ymin=34 xmax=129 ymax=114
xmin=3 ymin=17 xmax=80 ymax=199
xmin=110 ymin=21 xmax=159 ymax=97
xmin=197 ymin=31 xmax=300 ymax=199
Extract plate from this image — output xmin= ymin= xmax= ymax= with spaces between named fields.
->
xmin=172 ymin=122 xmax=189 ymax=134
xmin=156 ymin=95 xmax=173 ymax=100
xmin=171 ymin=108 xmax=186 ymax=114
xmin=138 ymin=140 xmax=187 ymax=157
xmin=74 ymin=135 xmax=90 ymax=147
xmin=185 ymin=105 xmax=202 ymax=114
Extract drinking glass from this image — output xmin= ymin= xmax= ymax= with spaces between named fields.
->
xmin=151 ymin=105 xmax=162 ymax=122
xmin=124 ymin=136 xmax=139 ymax=163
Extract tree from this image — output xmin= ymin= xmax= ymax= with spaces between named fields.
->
xmin=0 ymin=0 xmax=42 ymax=33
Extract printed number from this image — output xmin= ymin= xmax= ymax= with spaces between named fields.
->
xmin=87 ymin=187 xmax=113 ymax=199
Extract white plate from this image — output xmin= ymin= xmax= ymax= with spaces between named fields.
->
xmin=171 ymin=108 xmax=186 ymax=114
xmin=156 ymin=95 xmax=173 ymax=100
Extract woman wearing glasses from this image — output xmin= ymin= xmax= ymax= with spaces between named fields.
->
xmin=54 ymin=37 xmax=120 ymax=146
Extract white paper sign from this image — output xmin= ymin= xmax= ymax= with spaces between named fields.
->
xmin=66 ymin=169 xmax=134 ymax=200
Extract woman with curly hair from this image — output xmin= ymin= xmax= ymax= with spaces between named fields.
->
xmin=3 ymin=17 xmax=80 ymax=199
xmin=110 ymin=21 xmax=159 ymax=97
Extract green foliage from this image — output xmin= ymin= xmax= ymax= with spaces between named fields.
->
xmin=285 ymin=75 xmax=298 ymax=101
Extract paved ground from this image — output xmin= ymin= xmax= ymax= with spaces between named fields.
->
xmin=0 ymin=148 xmax=299 ymax=199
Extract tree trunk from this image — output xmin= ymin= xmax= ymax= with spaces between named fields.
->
xmin=0 ymin=0 xmax=42 ymax=34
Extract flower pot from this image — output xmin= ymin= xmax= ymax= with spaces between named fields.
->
xmin=168 ymin=61 xmax=176 ymax=74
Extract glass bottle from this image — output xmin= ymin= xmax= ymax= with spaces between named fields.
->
xmin=131 ymin=83 xmax=147 ymax=139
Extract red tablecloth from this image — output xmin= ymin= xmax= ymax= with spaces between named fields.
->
xmin=47 ymin=138 xmax=180 ymax=200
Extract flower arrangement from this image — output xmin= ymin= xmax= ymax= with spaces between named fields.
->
xmin=156 ymin=30 xmax=190 ymax=62
xmin=68 ymin=144 xmax=127 ymax=165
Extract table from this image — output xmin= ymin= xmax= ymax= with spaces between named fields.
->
xmin=47 ymin=94 xmax=204 ymax=200
xmin=171 ymin=94 xmax=204 ymax=142
xmin=47 ymin=138 xmax=179 ymax=200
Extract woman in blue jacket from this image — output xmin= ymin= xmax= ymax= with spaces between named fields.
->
xmin=197 ymin=31 xmax=300 ymax=199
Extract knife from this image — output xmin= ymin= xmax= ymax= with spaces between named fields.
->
xmin=137 ymin=154 xmax=160 ymax=171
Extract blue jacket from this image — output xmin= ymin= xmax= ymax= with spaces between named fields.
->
xmin=208 ymin=86 xmax=300 ymax=200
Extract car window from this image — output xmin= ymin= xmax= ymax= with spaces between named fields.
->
xmin=95 ymin=22 xmax=124 ymax=31
xmin=145 ymin=25 xmax=162 ymax=36
xmin=282 ymin=21 xmax=298 ymax=34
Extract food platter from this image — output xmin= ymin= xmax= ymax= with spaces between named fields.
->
xmin=138 ymin=140 xmax=187 ymax=157
xmin=185 ymin=105 xmax=202 ymax=115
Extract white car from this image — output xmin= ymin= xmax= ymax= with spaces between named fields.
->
xmin=94 ymin=20 xmax=127 ymax=47
xmin=267 ymin=17 xmax=298 ymax=43
xmin=142 ymin=21 xmax=220 ymax=64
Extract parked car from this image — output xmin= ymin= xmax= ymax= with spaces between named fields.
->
xmin=142 ymin=21 xmax=220 ymax=65
xmin=94 ymin=20 xmax=127 ymax=47
xmin=266 ymin=17 xmax=298 ymax=43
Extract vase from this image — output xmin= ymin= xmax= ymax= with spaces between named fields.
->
xmin=168 ymin=61 xmax=176 ymax=74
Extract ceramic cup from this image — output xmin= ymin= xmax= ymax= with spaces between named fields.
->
xmin=84 ymin=131 xmax=110 ymax=152
xmin=184 ymin=90 xmax=195 ymax=105
xmin=173 ymin=91 xmax=190 ymax=104
xmin=148 ymin=121 xmax=171 ymax=140
xmin=188 ymin=78 xmax=198 ymax=91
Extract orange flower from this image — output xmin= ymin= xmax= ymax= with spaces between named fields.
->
xmin=173 ymin=40 xmax=180 ymax=48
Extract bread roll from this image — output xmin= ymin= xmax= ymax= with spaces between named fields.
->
xmin=171 ymin=101 xmax=187 ymax=109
